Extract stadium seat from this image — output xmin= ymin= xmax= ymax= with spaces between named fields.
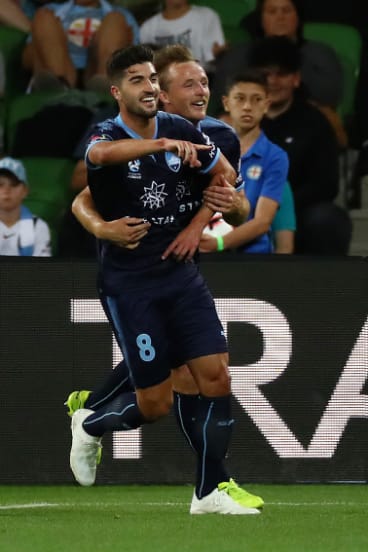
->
xmin=195 ymin=0 xmax=255 ymax=44
xmin=21 ymin=156 xmax=75 ymax=253
xmin=0 ymin=26 xmax=28 ymax=139
xmin=0 ymin=26 xmax=28 ymax=97
xmin=303 ymin=22 xmax=362 ymax=121
xmin=5 ymin=89 xmax=114 ymax=155
xmin=4 ymin=91 xmax=67 ymax=153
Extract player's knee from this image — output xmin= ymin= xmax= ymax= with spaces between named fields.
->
xmin=137 ymin=390 xmax=173 ymax=422
xmin=199 ymin=356 xmax=231 ymax=396
xmin=172 ymin=364 xmax=200 ymax=394
xmin=212 ymin=363 xmax=231 ymax=395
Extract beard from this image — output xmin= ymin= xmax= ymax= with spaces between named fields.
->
xmin=129 ymin=102 xmax=158 ymax=119
xmin=133 ymin=107 xmax=158 ymax=119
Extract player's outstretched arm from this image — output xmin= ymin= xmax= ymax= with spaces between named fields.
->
xmin=72 ymin=187 xmax=151 ymax=249
xmin=87 ymin=138 xmax=211 ymax=168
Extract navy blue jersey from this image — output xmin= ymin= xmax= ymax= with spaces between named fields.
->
xmin=200 ymin=116 xmax=242 ymax=177
xmin=86 ymin=111 xmax=219 ymax=288
xmin=177 ymin=116 xmax=243 ymax=227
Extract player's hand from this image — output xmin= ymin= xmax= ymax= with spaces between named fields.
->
xmin=98 ymin=217 xmax=151 ymax=249
xmin=161 ymin=223 xmax=202 ymax=262
xmin=203 ymin=174 xmax=235 ymax=213
xmin=199 ymin=233 xmax=218 ymax=253
xmin=161 ymin=138 xmax=211 ymax=168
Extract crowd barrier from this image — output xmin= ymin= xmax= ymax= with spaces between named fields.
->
xmin=1 ymin=255 xmax=367 ymax=484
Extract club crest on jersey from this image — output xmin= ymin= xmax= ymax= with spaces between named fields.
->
xmin=247 ymin=165 xmax=262 ymax=180
xmin=165 ymin=152 xmax=181 ymax=173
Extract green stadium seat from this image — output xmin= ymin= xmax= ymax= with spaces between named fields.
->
xmin=5 ymin=89 xmax=114 ymax=154
xmin=5 ymin=91 xmax=62 ymax=152
xmin=0 ymin=25 xmax=28 ymax=97
xmin=21 ymin=156 xmax=75 ymax=253
xmin=303 ymin=22 xmax=362 ymax=121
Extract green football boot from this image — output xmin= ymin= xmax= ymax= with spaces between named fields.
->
xmin=217 ymin=478 xmax=264 ymax=510
xmin=64 ymin=390 xmax=92 ymax=417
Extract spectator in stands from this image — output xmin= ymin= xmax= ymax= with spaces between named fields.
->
xmin=139 ymin=0 xmax=226 ymax=75
xmin=22 ymin=0 xmax=139 ymax=92
xmin=211 ymin=0 xmax=346 ymax=147
xmin=249 ymin=36 xmax=352 ymax=255
xmin=0 ymin=2 xmax=48 ymax=100
xmin=0 ymin=1 xmax=30 ymax=32
xmin=0 ymin=1 xmax=51 ymax=31
xmin=199 ymin=69 xmax=289 ymax=255
xmin=271 ymin=181 xmax=296 ymax=253
xmin=0 ymin=156 xmax=51 ymax=256
xmin=300 ymin=0 xmax=368 ymax=206
xmin=204 ymin=183 xmax=297 ymax=255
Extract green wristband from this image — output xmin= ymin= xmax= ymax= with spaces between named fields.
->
xmin=216 ymin=235 xmax=225 ymax=252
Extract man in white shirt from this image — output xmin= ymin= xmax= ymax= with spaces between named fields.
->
xmin=139 ymin=0 xmax=226 ymax=73
xmin=0 ymin=157 xmax=52 ymax=256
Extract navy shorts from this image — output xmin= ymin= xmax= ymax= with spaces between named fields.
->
xmin=102 ymin=262 xmax=228 ymax=389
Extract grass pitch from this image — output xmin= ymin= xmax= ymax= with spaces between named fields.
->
xmin=0 ymin=484 xmax=367 ymax=552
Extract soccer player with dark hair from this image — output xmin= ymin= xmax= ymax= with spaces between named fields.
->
xmin=69 ymin=44 xmax=263 ymax=515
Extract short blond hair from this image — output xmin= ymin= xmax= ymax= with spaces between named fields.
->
xmin=154 ymin=44 xmax=197 ymax=91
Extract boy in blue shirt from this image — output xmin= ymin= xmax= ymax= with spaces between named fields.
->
xmin=200 ymin=69 xmax=289 ymax=254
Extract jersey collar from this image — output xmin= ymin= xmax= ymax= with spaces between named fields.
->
xmin=114 ymin=114 xmax=158 ymax=139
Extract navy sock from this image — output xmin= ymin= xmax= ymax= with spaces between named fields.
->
xmin=174 ymin=393 xmax=232 ymax=499
xmin=173 ymin=392 xmax=199 ymax=451
xmin=83 ymin=392 xmax=145 ymax=437
xmin=85 ymin=360 xmax=134 ymax=410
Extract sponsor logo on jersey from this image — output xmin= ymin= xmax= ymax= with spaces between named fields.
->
xmin=208 ymin=143 xmax=217 ymax=158
xmin=247 ymin=165 xmax=262 ymax=180
xmin=201 ymin=131 xmax=211 ymax=145
xmin=128 ymin=160 xmax=141 ymax=173
xmin=127 ymin=159 xmax=142 ymax=179
xmin=89 ymin=134 xmax=111 ymax=143
xmin=150 ymin=215 xmax=175 ymax=225
xmin=176 ymin=182 xmax=190 ymax=201
xmin=165 ymin=152 xmax=181 ymax=173
xmin=140 ymin=181 xmax=168 ymax=210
